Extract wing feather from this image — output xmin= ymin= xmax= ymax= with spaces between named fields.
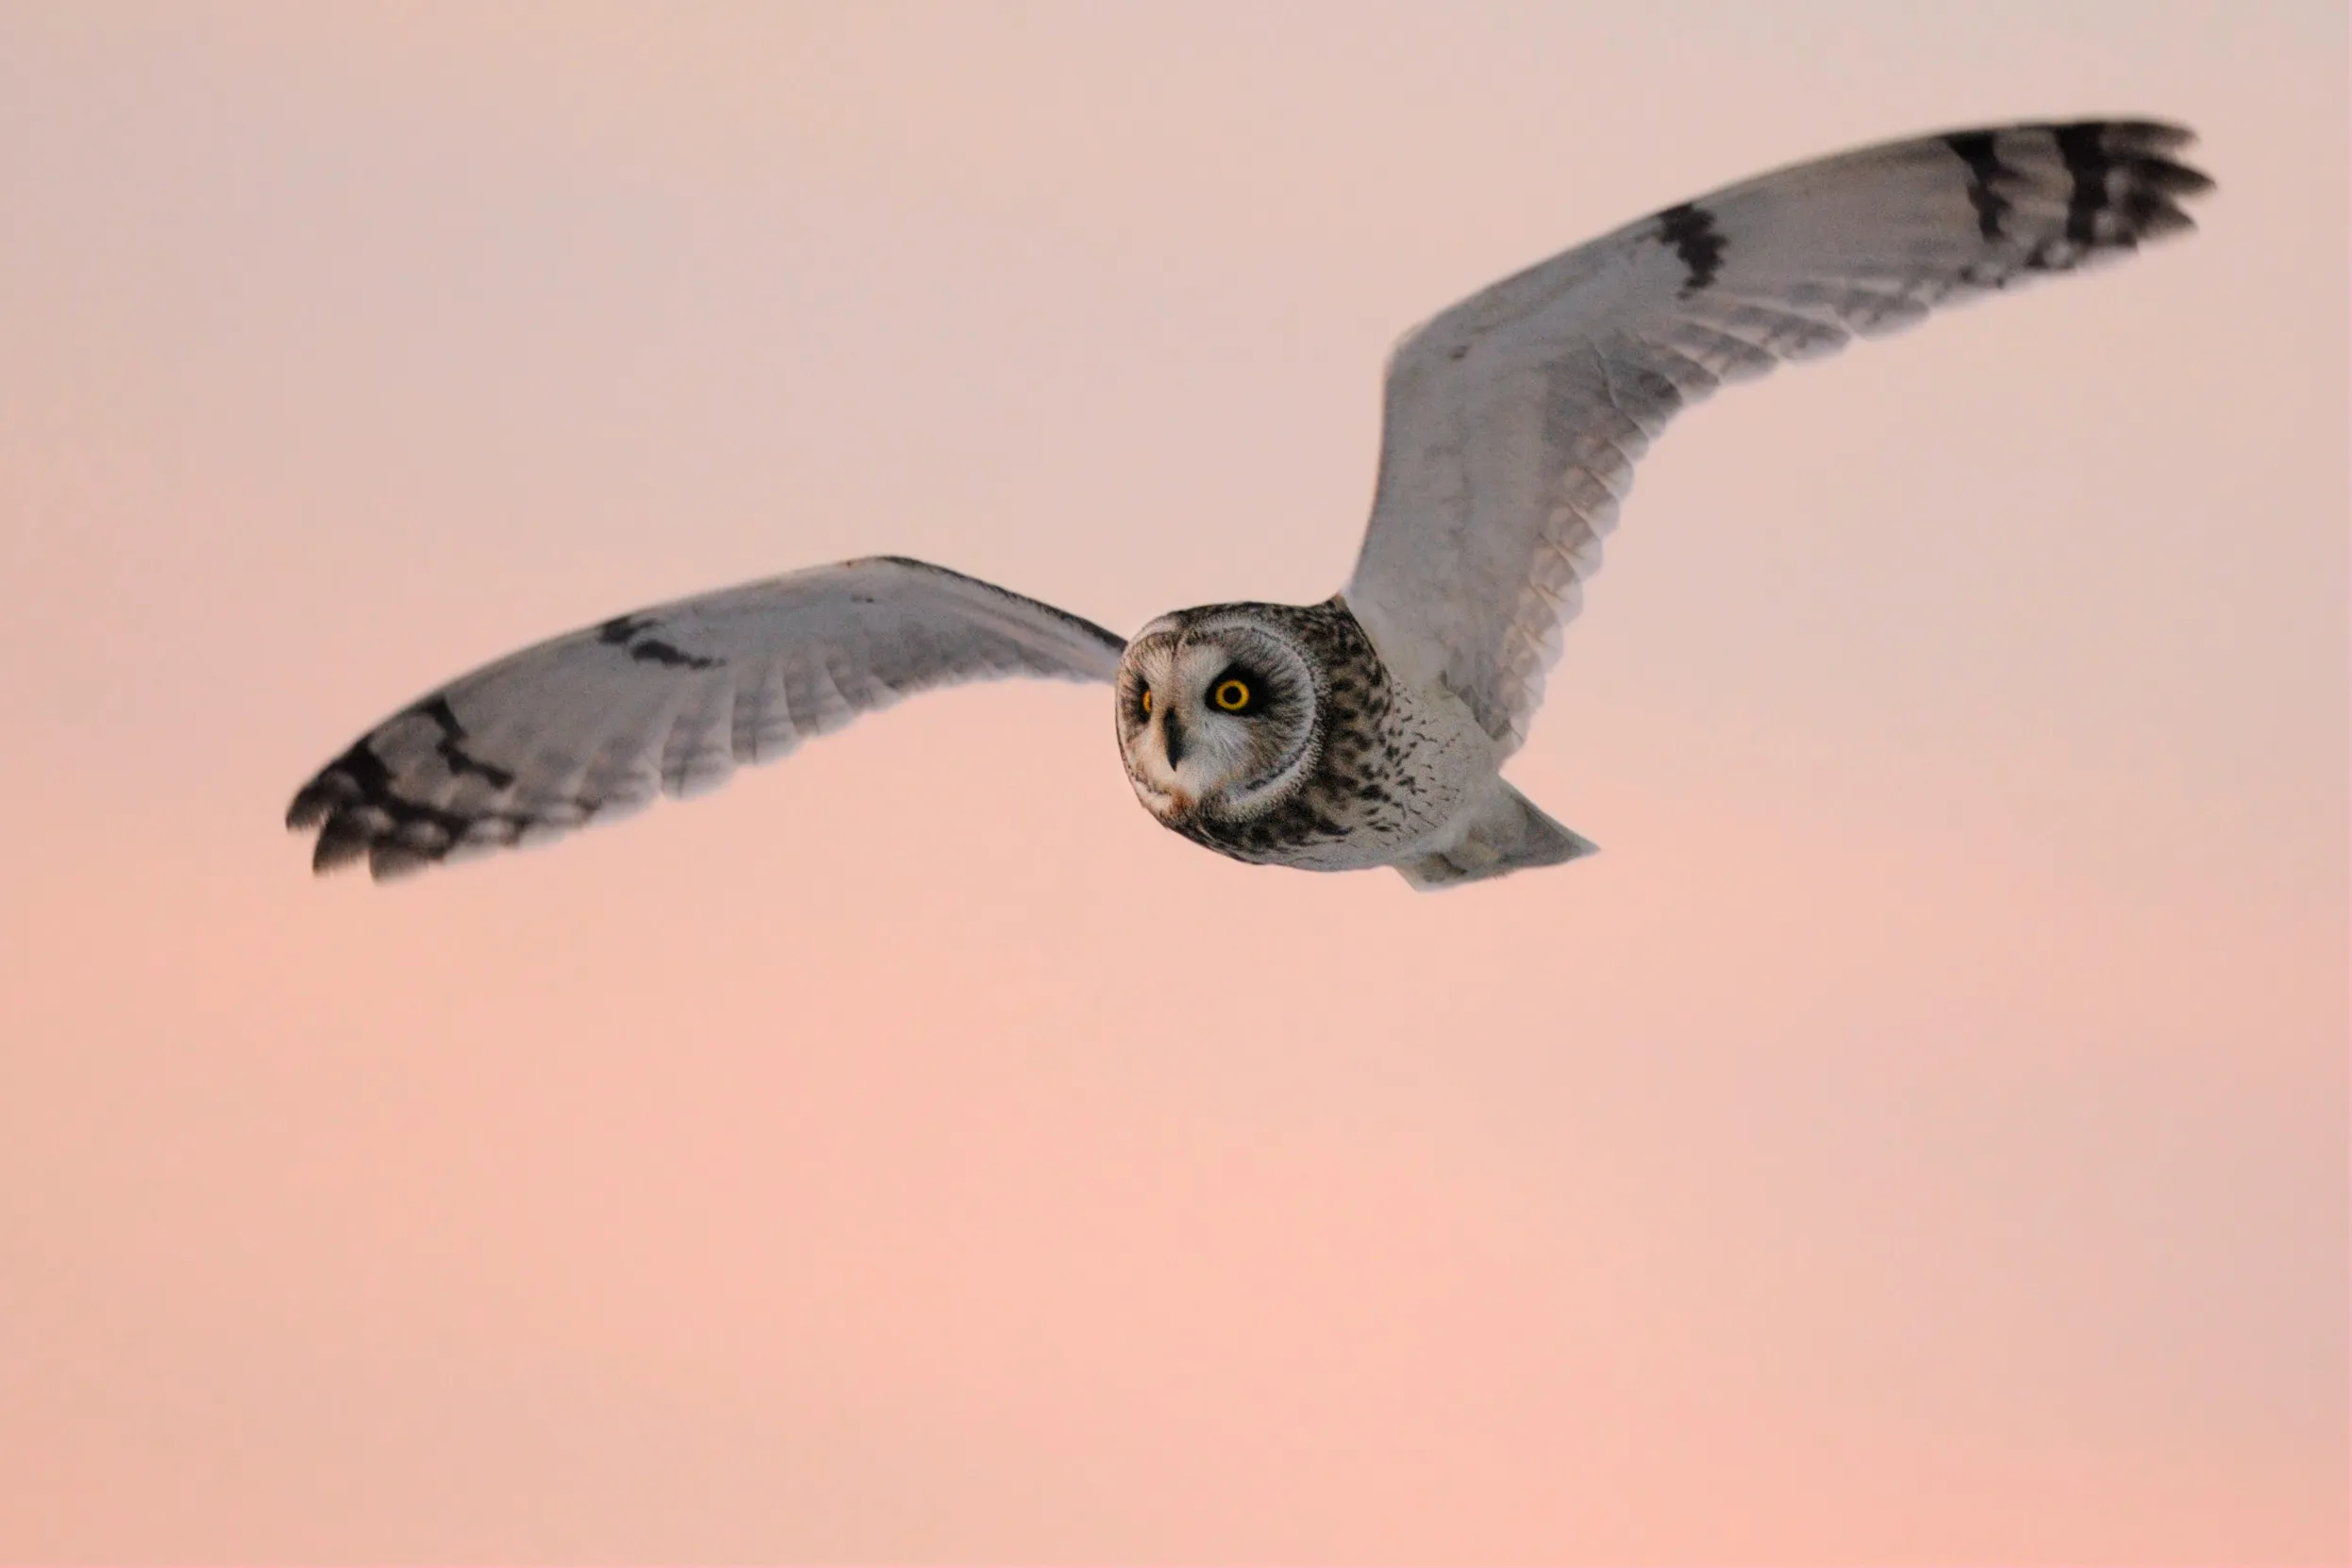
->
xmin=1343 ymin=119 xmax=2212 ymax=754
xmin=287 ymin=556 xmax=1125 ymax=879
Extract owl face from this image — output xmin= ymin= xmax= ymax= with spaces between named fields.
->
xmin=1114 ymin=609 xmax=1322 ymax=827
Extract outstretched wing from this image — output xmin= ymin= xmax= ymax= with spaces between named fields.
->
xmin=287 ymin=556 xmax=1126 ymax=879
xmin=1343 ymin=119 xmax=2212 ymax=756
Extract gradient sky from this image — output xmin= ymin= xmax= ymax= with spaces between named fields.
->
xmin=1 ymin=4 xmax=2344 ymax=1562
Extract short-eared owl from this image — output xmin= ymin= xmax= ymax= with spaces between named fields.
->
xmin=290 ymin=120 xmax=2210 ymax=889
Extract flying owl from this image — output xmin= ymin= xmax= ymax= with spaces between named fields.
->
xmin=289 ymin=120 xmax=2210 ymax=889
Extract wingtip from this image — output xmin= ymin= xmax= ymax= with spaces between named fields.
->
xmin=307 ymin=819 xmax=374 ymax=876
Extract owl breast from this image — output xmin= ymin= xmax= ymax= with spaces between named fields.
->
xmin=1165 ymin=598 xmax=1495 ymax=873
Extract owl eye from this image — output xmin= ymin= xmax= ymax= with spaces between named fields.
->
xmin=1139 ymin=688 xmax=1153 ymax=716
xmin=1212 ymin=677 xmax=1252 ymax=712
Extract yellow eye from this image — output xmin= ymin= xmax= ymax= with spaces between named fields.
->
xmin=1212 ymin=678 xmax=1251 ymax=711
xmin=1140 ymin=689 xmax=1153 ymax=715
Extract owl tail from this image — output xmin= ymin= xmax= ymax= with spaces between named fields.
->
xmin=1394 ymin=781 xmax=1597 ymax=890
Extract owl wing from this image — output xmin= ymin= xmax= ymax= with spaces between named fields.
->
xmin=287 ymin=555 xmax=1126 ymax=879
xmin=1342 ymin=119 xmax=2211 ymax=756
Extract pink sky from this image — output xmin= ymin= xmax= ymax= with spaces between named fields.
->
xmin=1 ymin=4 xmax=2344 ymax=1561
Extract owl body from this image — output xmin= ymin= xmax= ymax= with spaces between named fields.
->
xmin=1109 ymin=595 xmax=1594 ymax=885
xmin=1112 ymin=597 xmax=1479 ymax=871
xmin=286 ymin=120 xmax=2211 ymax=891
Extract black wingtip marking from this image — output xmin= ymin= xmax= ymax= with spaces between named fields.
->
xmin=411 ymin=694 xmax=518 ymax=789
xmin=2051 ymin=122 xmax=2114 ymax=246
xmin=287 ymin=737 xmax=479 ymax=876
xmin=286 ymin=732 xmax=567 ymax=880
xmin=1941 ymin=120 xmax=2210 ymax=284
xmin=1944 ymin=131 xmax=2012 ymax=240
xmin=598 ymin=613 xmax=657 ymax=645
xmin=1654 ymin=202 xmax=1726 ymax=296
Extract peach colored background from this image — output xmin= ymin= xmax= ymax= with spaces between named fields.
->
xmin=1 ymin=4 xmax=2344 ymax=1562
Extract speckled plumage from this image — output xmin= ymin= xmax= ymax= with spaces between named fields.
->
xmin=1114 ymin=597 xmax=1483 ymax=871
xmin=287 ymin=120 xmax=2210 ymax=890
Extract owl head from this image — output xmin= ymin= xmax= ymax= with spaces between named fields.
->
xmin=1114 ymin=605 xmax=1325 ymax=827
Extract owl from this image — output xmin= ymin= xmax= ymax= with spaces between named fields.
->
xmin=289 ymin=120 xmax=2210 ymax=890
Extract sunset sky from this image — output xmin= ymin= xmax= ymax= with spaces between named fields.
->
xmin=1 ymin=4 xmax=2344 ymax=1561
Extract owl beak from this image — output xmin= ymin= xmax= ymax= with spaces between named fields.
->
xmin=1159 ymin=709 xmax=1188 ymax=768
